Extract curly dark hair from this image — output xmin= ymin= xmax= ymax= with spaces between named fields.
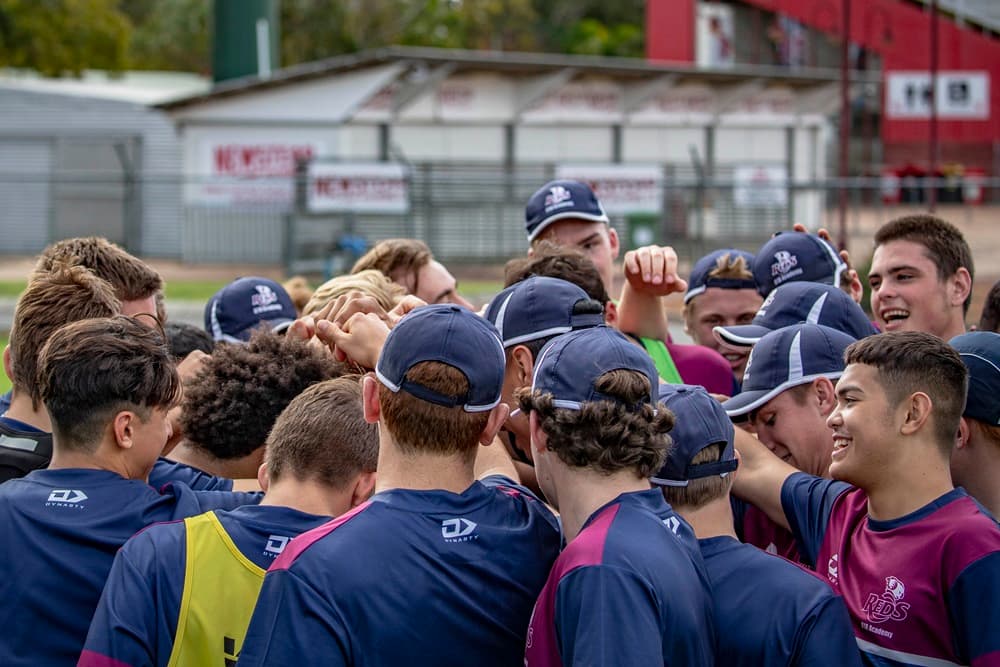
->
xmin=516 ymin=369 xmax=674 ymax=477
xmin=180 ymin=331 xmax=345 ymax=460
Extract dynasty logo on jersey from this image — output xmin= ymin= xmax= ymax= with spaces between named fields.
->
xmin=264 ymin=535 xmax=291 ymax=557
xmin=441 ymin=518 xmax=478 ymax=542
xmin=46 ymin=489 xmax=88 ymax=507
xmin=863 ymin=576 xmax=911 ymax=624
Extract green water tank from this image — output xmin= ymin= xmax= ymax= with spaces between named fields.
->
xmin=212 ymin=0 xmax=279 ymax=83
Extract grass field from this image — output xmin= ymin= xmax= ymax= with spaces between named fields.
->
xmin=0 ymin=279 xmax=231 ymax=303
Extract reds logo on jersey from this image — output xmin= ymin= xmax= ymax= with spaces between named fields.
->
xmin=862 ymin=576 xmax=911 ymax=624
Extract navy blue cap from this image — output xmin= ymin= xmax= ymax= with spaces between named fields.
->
xmin=375 ymin=304 xmax=505 ymax=413
xmin=753 ymin=232 xmax=848 ymax=297
xmin=484 ymin=276 xmax=604 ymax=348
xmin=525 ymin=180 xmax=609 ymax=242
xmin=723 ymin=324 xmax=857 ymax=417
xmin=532 ymin=327 xmax=659 ymax=410
xmin=653 ymin=384 xmax=738 ymax=487
xmin=204 ymin=277 xmax=297 ymax=343
xmin=950 ymin=331 xmax=1000 ymax=426
xmin=714 ymin=282 xmax=879 ymax=347
xmin=683 ymin=249 xmax=757 ymax=304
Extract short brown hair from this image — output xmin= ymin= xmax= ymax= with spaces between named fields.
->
xmin=661 ymin=444 xmax=733 ymax=510
xmin=844 ymin=332 xmax=967 ymax=453
xmin=504 ymin=242 xmax=610 ymax=304
xmin=9 ymin=264 xmax=121 ymax=409
xmin=304 ymin=270 xmax=406 ymax=316
xmin=37 ymin=316 xmax=180 ymax=452
xmin=378 ymin=361 xmax=490 ymax=458
xmin=266 ymin=376 xmax=378 ymax=488
xmin=180 ymin=331 xmax=344 ymax=461
xmin=282 ymin=276 xmax=313 ymax=315
xmin=351 ymin=239 xmax=432 ymax=295
xmin=33 ymin=237 xmax=163 ymax=302
xmin=517 ymin=369 xmax=673 ymax=477
xmin=979 ymin=279 xmax=1000 ymax=333
xmin=874 ymin=215 xmax=974 ymax=313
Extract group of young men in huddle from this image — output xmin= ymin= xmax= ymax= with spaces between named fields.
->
xmin=0 ymin=177 xmax=996 ymax=667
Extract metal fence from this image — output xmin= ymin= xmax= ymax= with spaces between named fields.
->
xmin=1 ymin=165 xmax=997 ymax=271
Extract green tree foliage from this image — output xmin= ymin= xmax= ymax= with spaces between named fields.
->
xmin=0 ymin=0 xmax=647 ymax=77
xmin=0 ymin=0 xmax=131 ymax=75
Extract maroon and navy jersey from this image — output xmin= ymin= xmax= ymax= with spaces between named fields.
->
xmin=237 ymin=475 xmax=560 ymax=667
xmin=782 ymin=472 xmax=1000 ymax=667
xmin=732 ymin=496 xmax=804 ymax=564
xmin=699 ymin=535 xmax=862 ymax=667
xmin=524 ymin=489 xmax=716 ymax=667
xmin=0 ymin=468 xmax=260 ymax=666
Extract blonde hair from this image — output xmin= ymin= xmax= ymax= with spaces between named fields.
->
xmin=707 ymin=252 xmax=753 ymax=281
xmin=282 ymin=276 xmax=313 ymax=315
xmin=303 ymin=270 xmax=406 ymax=316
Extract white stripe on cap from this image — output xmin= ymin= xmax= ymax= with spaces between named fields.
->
xmin=683 ymin=284 xmax=707 ymax=304
xmin=492 ymin=292 xmax=514 ymax=343
xmin=805 ymin=292 xmax=828 ymax=324
xmin=210 ymin=301 xmax=224 ymax=341
xmin=816 ymin=235 xmax=848 ymax=287
xmin=788 ymin=331 xmax=804 ymax=381
xmin=504 ymin=325 xmax=573 ymax=348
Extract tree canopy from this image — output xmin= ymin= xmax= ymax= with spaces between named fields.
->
xmin=0 ymin=0 xmax=646 ymax=76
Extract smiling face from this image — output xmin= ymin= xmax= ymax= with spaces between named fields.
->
xmin=684 ymin=287 xmax=762 ymax=381
xmin=869 ymin=240 xmax=966 ymax=339
xmin=749 ymin=382 xmax=835 ymax=477
xmin=827 ymin=363 xmax=897 ymax=488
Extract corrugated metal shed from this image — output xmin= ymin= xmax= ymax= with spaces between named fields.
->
xmin=0 ymin=86 xmax=183 ymax=258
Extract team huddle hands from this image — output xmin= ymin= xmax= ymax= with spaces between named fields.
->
xmin=0 ymin=180 xmax=997 ymax=667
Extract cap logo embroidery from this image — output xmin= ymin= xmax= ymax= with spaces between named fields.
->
xmin=544 ymin=185 xmax=574 ymax=214
xmin=250 ymin=285 xmax=283 ymax=315
xmin=770 ymin=251 xmax=803 ymax=286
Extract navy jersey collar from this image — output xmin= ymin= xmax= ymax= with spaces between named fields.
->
xmin=866 ymin=487 xmax=967 ymax=532
xmin=581 ymin=488 xmax=668 ymax=533
xmin=370 ymin=480 xmax=497 ymax=513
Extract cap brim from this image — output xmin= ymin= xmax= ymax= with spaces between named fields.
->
xmin=527 ymin=211 xmax=609 ymax=242
xmin=723 ymin=370 xmax=844 ymax=417
xmin=713 ymin=324 xmax=770 ymax=347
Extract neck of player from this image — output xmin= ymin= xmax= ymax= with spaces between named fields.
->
xmin=557 ymin=468 xmax=652 ymax=543
xmin=4 ymin=391 xmax=51 ymax=432
xmin=375 ymin=441 xmax=477 ymax=495
xmin=865 ymin=455 xmax=955 ymax=522
xmin=671 ymin=496 xmax=739 ymax=540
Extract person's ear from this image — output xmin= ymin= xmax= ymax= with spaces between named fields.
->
xmin=2 ymin=345 xmax=11 ymax=380
xmin=956 ymin=417 xmax=971 ymax=450
xmin=899 ymin=392 xmax=933 ymax=436
xmin=949 ymin=268 xmax=972 ymax=309
xmin=256 ymin=462 xmax=270 ymax=493
xmin=112 ymin=411 xmax=137 ymax=450
xmin=362 ymin=374 xmax=381 ymax=425
xmin=350 ymin=471 xmax=377 ymax=507
xmin=529 ymin=410 xmax=548 ymax=458
xmin=604 ymin=300 xmax=619 ymax=327
xmin=510 ymin=345 xmax=535 ymax=385
xmin=479 ymin=402 xmax=511 ymax=446
xmin=813 ymin=377 xmax=837 ymax=415
xmin=607 ymin=227 xmax=620 ymax=260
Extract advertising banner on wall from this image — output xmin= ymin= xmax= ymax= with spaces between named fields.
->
xmin=307 ymin=163 xmax=410 ymax=214
xmin=554 ymin=165 xmax=664 ymax=215
xmin=886 ymin=71 xmax=990 ymax=120
xmin=733 ymin=165 xmax=788 ymax=207
xmin=192 ymin=142 xmax=324 ymax=206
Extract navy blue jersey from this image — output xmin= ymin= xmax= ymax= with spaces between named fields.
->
xmin=699 ymin=535 xmax=861 ymax=667
xmin=0 ymin=415 xmax=52 ymax=483
xmin=0 ymin=468 xmax=260 ymax=666
xmin=148 ymin=457 xmax=234 ymax=492
xmin=237 ymin=475 xmax=561 ymax=667
xmin=525 ymin=489 xmax=716 ymax=667
xmin=0 ymin=389 xmax=11 ymax=412
xmin=782 ymin=472 xmax=1000 ymax=667
xmin=80 ymin=505 xmax=329 ymax=667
